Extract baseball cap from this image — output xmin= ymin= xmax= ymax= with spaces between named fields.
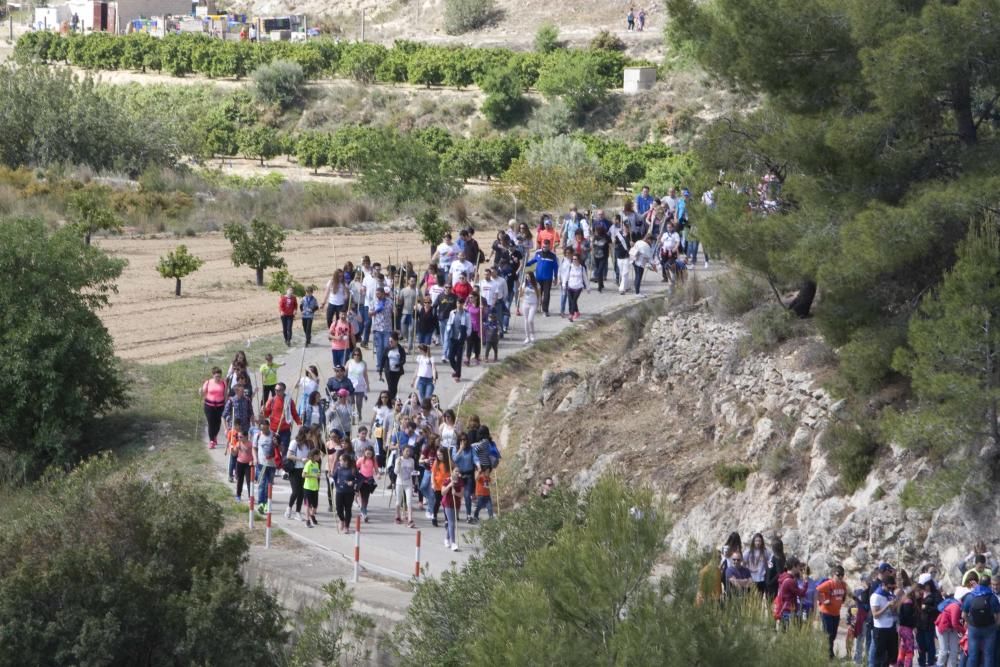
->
xmin=917 ymin=573 xmax=933 ymax=586
xmin=334 ymin=364 xmax=345 ymax=371
xmin=337 ymin=388 xmax=349 ymax=397
xmin=878 ymin=562 xmax=894 ymax=573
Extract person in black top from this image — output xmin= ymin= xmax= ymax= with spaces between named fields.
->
xmin=379 ymin=332 xmax=407 ymax=403
xmin=591 ymin=226 xmax=610 ymax=292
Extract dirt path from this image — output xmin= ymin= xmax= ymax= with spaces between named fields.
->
xmin=97 ymin=229 xmax=428 ymax=363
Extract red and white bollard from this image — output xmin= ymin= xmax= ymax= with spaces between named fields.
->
xmin=265 ymin=482 xmax=273 ymax=548
xmin=414 ymin=530 xmax=422 ymax=579
xmin=353 ymin=515 xmax=361 ymax=583
xmin=248 ymin=465 xmax=255 ymax=529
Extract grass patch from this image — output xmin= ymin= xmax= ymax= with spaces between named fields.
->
xmin=899 ymin=464 xmax=968 ymax=513
xmin=714 ymin=462 xmax=753 ymax=491
xmin=746 ymin=303 xmax=795 ymax=350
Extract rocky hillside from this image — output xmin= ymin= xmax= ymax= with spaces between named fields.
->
xmin=492 ymin=295 xmax=987 ymax=589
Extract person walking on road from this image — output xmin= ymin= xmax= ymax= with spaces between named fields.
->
xmin=379 ymin=332 xmax=407 ymax=403
xmin=565 ymin=253 xmax=589 ymax=321
xmin=302 ymin=449 xmax=322 ymax=527
xmin=412 ymin=343 xmax=438 ymax=402
xmin=526 ymin=240 xmax=558 ymax=317
xmin=279 ymin=288 xmax=297 ymax=346
xmin=201 ymin=366 xmax=227 ymax=449
xmin=520 ymin=273 xmax=541 ymax=344
xmin=445 ymin=298 xmax=472 ymax=381
xmin=345 ymin=347 xmax=369 ymax=421
xmin=300 ymin=286 xmax=318 ymax=347
xmin=333 ymin=452 xmax=358 ymax=534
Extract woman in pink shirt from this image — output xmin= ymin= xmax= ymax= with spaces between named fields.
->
xmin=200 ymin=366 xmax=228 ymax=449
xmin=357 ymin=446 xmax=380 ymax=522
xmin=329 ymin=311 xmax=353 ymax=369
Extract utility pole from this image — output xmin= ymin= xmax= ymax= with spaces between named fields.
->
xmin=360 ymin=6 xmax=366 ymax=42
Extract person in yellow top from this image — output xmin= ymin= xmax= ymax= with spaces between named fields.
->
xmin=302 ymin=449 xmax=322 ymax=528
xmin=259 ymin=353 xmax=284 ymax=408
xmin=963 ymin=554 xmax=992 ymax=586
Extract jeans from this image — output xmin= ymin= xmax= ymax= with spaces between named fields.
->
xmin=821 ymin=613 xmax=839 ymax=659
xmin=465 ymin=331 xmax=480 ymax=361
xmin=331 ymin=348 xmax=347 ymax=369
xmin=916 ymin=627 xmax=936 ymax=666
xmin=854 ymin=618 xmax=871 ymax=664
xmin=276 ymin=429 xmax=291 ymax=459
xmin=474 ymin=495 xmax=493 ymax=518
xmin=936 ymin=629 xmax=959 ymax=667
xmin=420 ymin=469 xmax=432 ymax=504
xmin=593 ymin=255 xmax=608 ymax=291
xmin=359 ymin=305 xmax=371 ymax=345
xmin=287 ymin=467 xmax=304 ymax=512
xmin=448 ymin=334 xmax=466 ymax=378
xmin=418 ymin=331 xmax=434 ymax=345
xmin=301 ymin=317 xmax=313 ymax=345
xmin=633 ymin=264 xmax=645 ymax=294
xmin=967 ymin=624 xmax=997 ymax=667
xmin=567 ymin=287 xmax=582 ymax=315
xmin=538 ymin=279 xmax=553 ymax=314
xmin=235 ymin=461 xmax=251 ymax=498
xmin=373 ymin=329 xmax=390 ymax=372
xmin=400 ymin=313 xmax=413 ymax=342
xmin=492 ymin=299 xmax=509 ymax=332
xmin=438 ymin=319 xmax=450 ymax=358
xmin=416 ymin=376 xmax=434 ymax=402
xmin=257 ymin=465 xmax=275 ymax=506
xmin=871 ymin=627 xmax=898 ymax=667
xmin=461 ymin=471 xmax=475 ymax=515
xmin=280 ymin=314 xmax=293 ymax=343
xmin=444 ymin=506 xmax=457 ymax=544
xmin=560 ymin=288 xmax=569 ymax=314
xmin=228 ymin=453 xmax=237 ymax=479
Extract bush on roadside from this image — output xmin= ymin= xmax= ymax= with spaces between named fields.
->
xmin=443 ymin=0 xmax=497 ymax=35
xmin=715 ymin=271 xmax=772 ymax=317
xmin=746 ymin=304 xmax=794 ymax=349
xmin=590 ymin=30 xmax=626 ymax=52
xmin=534 ymin=24 xmax=560 ymax=54
xmin=252 ymin=60 xmax=306 ymax=110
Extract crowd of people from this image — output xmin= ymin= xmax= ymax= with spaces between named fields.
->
xmin=197 ymin=186 xmax=707 ymax=558
xmin=702 ymin=534 xmax=1000 ymax=666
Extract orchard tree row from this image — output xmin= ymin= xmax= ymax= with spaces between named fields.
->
xmin=14 ymin=31 xmax=644 ymax=86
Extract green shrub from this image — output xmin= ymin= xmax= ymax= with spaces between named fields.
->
xmin=252 ymin=60 xmax=305 ymax=110
xmin=535 ymin=52 xmax=609 ymax=119
xmin=838 ymin=325 xmax=905 ymax=394
xmin=822 ymin=419 xmax=880 ymax=493
xmin=747 ymin=304 xmax=794 ymax=349
xmin=534 ymin=24 xmax=560 ymax=54
xmin=416 ymin=207 xmax=450 ymax=249
xmin=590 ymin=30 xmax=626 ymax=52
xmin=338 ymin=42 xmax=387 ymax=83
xmin=443 ymin=0 xmax=497 ymax=35
xmin=480 ymin=64 xmax=528 ymax=127
xmin=899 ymin=465 xmax=967 ymax=513
xmin=528 ymin=99 xmax=574 ymax=137
xmin=266 ymin=267 xmax=305 ymax=296
xmin=714 ymin=462 xmax=753 ymax=491
xmin=761 ymin=443 xmax=799 ymax=479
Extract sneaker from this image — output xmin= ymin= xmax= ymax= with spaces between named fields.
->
xmin=426 ymin=510 xmax=433 ymax=519
xmin=294 ymin=512 xmax=303 ymax=521
xmin=451 ymin=543 xmax=459 ymax=552
xmin=432 ymin=519 xmax=439 ymax=527
xmin=209 ymin=441 xmax=217 ymax=450
xmin=395 ymin=516 xmax=403 ymax=524
xmin=282 ymin=472 xmax=289 ymax=480
xmin=257 ymin=503 xmax=267 ymax=514
xmin=364 ymin=515 xmax=370 ymax=523
xmin=444 ymin=537 xmax=450 ymax=547
xmin=407 ymin=520 xmax=416 ymax=528
xmin=530 ymin=336 xmax=536 ymax=343
xmin=307 ymin=520 xmax=314 ymax=528
xmin=235 ymin=495 xmax=242 ymax=503
xmin=228 ymin=475 xmax=234 ymax=483
xmin=523 ymin=338 xmax=530 ymax=345
xmin=704 ymin=261 xmax=710 ymax=269
xmin=284 ymin=508 xmax=292 ymax=519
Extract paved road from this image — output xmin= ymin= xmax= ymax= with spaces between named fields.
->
xmin=209 ymin=264 xmax=703 ymax=580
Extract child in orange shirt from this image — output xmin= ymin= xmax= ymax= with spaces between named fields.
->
xmin=431 ymin=448 xmax=450 ymax=527
xmin=473 ymin=469 xmax=493 ymax=521
xmin=226 ymin=420 xmax=242 ymax=483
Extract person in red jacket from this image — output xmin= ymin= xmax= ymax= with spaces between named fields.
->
xmin=263 ymin=382 xmax=301 ymax=468
xmin=774 ymin=557 xmax=803 ymax=629
xmin=279 ymin=288 xmax=298 ymax=346
xmin=935 ymin=586 xmax=968 ymax=667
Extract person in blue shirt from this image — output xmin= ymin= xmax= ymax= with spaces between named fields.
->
xmin=299 ymin=286 xmax=319 ymax=346
xmin=525 ymin=239 xmax=558 ymax=316
xmin=962 ymin=578 xmax=1000 ymax=666
xmin=636 ymin=185 xmax=655 ymax=216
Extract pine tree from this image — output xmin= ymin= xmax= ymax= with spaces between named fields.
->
xmin=891 ymin=215 xmax=1000 ymax=459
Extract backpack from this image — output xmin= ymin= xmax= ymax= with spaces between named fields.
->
xmin=968 ymin=594 xmax=996 ymax=627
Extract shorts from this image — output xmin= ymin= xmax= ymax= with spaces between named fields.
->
xmin=304 ymin=489 xmax=319 ymax=508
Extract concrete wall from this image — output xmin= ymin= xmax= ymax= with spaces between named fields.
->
xmin=623 ymin=66 xmax=657 ymax=94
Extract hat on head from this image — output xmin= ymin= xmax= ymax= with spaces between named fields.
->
xmin=508 ymin=218 xmax=516 ymax=226
xmin=878 ymin=562 xmax=894 ymax=573
xmin=334 ymin=364 xmax=345 ymax=371
xmin=917 ymin=573 xmax=933 ymax=586
xmin=337 ymin=388 xmax=349 ymax=397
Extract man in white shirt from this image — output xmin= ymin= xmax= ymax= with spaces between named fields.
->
xmin=482 ymin=268 xmax=509 ymax=335
xmin=663 ymin=187 xmax=678 ymax=219
xmin=360 ymin=264 xmax=380 ymax=347
xmin=448 ymin=251 xmax=475 ymax=286
xmin=870 ymin=574 xmax=900 ymax=666
xmin=434 ymin=234 xmax=457 ymax=274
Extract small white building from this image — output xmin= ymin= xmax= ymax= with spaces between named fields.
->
xmin=623 ymin=66 xmax=657 ymax=94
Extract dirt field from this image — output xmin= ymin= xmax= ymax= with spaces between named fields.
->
xmin=97 ymin=229 xmax=429 ymax=363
